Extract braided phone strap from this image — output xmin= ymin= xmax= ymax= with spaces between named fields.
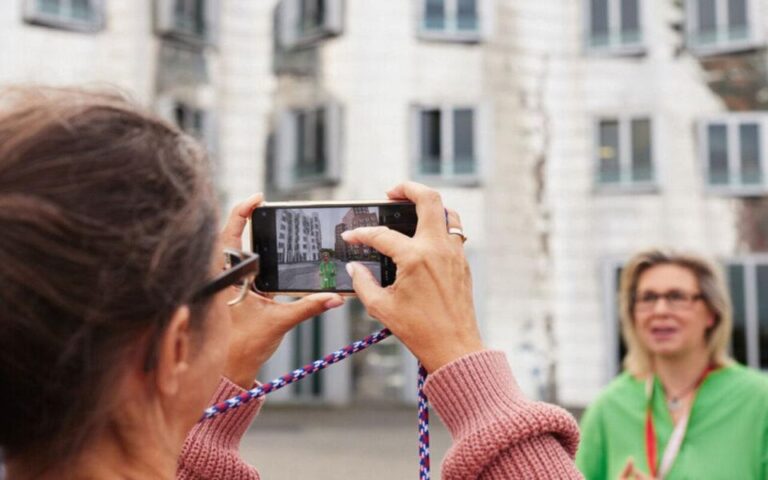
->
xmin=201 ymin=328 xmax=431 ymax=480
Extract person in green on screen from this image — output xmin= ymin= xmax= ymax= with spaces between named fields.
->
xmin=318 ymin=250 xmax=336 ymax=290
xmin=576 ymin=249 xmax=768 ymax=480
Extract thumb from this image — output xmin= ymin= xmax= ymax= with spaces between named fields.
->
xmin=347 ymin=262 xmax=387 ymax=312
xmin=277 ymin=293 xmax=344 ymax=329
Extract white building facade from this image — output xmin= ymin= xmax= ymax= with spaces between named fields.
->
xmin=264 ymin=0 xmax=768 ymax=409
xmin=2 ymin=0 xmax=766 ymax=409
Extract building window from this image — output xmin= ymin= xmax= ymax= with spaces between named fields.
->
xmin=274 ymin=104 xmax=342 ymax=191
xmin=155 ymin=0 xmax=219 ymax=47
xmin=276 ymin=0 xmax=344 ymax=50
xmin=24 ymin=0 xmax=105 ymax=32
xmin=419 ymin=0 xmax=481 ymax=41
xmin=586 ymin=0 xmax=643 ymax=54
xmin=413 ymin=106 xmax=479 ymax=182
xmin=594 ymin=116 xmax=654 ymax=189
xmin=686 ymin=0 xmax=760 ymax=54
xmin=726 ymin=258 xmax=768 ymax=370
xmin=699 ymin=115 xmax=767 ymax=195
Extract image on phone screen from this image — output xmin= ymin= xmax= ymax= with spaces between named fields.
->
xmin=276 ymin=206 xmax=380 ymax=291
xmin=251 ymin=202 xmax=416 ymax=294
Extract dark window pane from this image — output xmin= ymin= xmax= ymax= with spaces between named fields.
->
xmin=424 ymin=0 xmax=445 ymax=30
xmin=615 ymin=267 xmax=627 ymax=367
xmin=457 ymin=0 xmax=478 ymax=31
xmin=630 ymin=118 xmax=652 ymax=182
xmin=37 ymin=0 xmax=61 ymax=15
xmin=72 ymin=0 xmax=92 ymax=21
xmin=598 ymin=119 xmax=621 ymax=183
xmin=590 ymin=0 xmax=610 ymax=47
xmin=697 ymin=0 xmax=718 ymax=44
xmin=708 ymin=124 xmax=729 ymax=185
xmin=620 ymin=0 xmax=640 ymax=44
xmin=420 ymin=110 xmax=442 ymax=174
xmin=727 ymin=0 xmax=749 ymax=40
xmin=314 ymin=108 xmax=326 ymax=174
xmin=739 ymin=123 xmax=761 ymax=185
xmin=728 ymin=264 xmax=748 ymax=365
xmin=300 ymin=0 xmax=324 ymax=35
xmin=295 ymin=110 xmax=324 ymax=178
xmin=757 ymin=265 xmax=768 ymax=369
xmin=453 ymin=109 xmax=475 ymax=174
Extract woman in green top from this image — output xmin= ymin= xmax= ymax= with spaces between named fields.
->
xmin=576 ymin=249 xmax=768 ymax=480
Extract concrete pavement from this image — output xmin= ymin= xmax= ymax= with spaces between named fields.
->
xmin=239 ymin=404 xmax=452 ymax=479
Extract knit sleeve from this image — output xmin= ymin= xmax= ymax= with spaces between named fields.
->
xmin=176 ymin=377 xmax=264 ymax=480
xmin=424 ymin=351 xmax=583 ymax=479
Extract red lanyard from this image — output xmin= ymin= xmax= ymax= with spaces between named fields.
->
xmin=644 ymin=365 xmax=715 ymax=479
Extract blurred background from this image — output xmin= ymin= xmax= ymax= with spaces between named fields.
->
xmin=1 ymin=0 xmax=767 ymax=475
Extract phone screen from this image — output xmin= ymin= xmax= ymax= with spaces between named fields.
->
xmin=250 ymin=202 xmax=417 ymax=294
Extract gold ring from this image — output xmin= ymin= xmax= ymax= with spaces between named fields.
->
xmin=448 ymin=227 xmax=467 ymax=244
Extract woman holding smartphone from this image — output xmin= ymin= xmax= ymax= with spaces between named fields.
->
xmin=0 ymin=87 xmax=581 ymax=480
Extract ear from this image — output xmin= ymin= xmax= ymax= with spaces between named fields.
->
xmin=155 ymin=306 xmax=192 ymax=397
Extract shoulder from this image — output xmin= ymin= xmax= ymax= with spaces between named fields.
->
xmin=581 ymin=373 xmax=641 ymax=423
xmin=718 ymin=363 xmax=768 ymax=394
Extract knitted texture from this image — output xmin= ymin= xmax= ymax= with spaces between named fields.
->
xmin=176 ymin=352 xmax=583 ymax=479
xmin=425 ymin=350 xmax=583 ymax=479
xmin=177 ymin=377 xmax=264 ymax=480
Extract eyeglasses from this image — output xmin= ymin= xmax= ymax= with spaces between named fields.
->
xmin=192 ymin=248 xmax=260 ymax=306
xmin=633 ymin=290 xmax=704 ymax=312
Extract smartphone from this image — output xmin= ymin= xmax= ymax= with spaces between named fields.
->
xmin=250 ymin=201 xmax=417 ymax=295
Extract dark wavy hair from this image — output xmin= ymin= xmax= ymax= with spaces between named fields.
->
xmin=0 ymin=87 xmax=218 ymax=472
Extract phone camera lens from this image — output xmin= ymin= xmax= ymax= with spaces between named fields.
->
xmin=394 ymin=212 xmax=401 ymax=219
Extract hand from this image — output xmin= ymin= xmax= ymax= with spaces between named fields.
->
xmin=341 ymin=182 xmax=484 ymax=373
xmin=618 ymin=459 xmax=654 ymax=480
xmin=220 ymin=194 xmax=344 ymax=388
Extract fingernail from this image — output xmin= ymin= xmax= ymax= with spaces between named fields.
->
xmin=324 ymin=296 xmax=344 ymax=309
xmin=341 ymin=230 xmax=352 ymax=240
xmin=345 ymin=262 xmax=355 ymax=277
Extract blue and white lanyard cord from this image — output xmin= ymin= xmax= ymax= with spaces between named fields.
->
xmin=201 ymin=328 xmax=431 ymax=480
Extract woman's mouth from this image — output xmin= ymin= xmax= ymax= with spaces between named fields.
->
xmin=649 ymin=326 xmax=678 ymax=341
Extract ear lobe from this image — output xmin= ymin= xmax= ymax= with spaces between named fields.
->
xmin=156 ymin=306 xmax=192 ymax=397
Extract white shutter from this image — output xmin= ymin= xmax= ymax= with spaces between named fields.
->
xmin=277 ymin=0 xmax=299 ymax=49
xmin=275 ymin=110 xmax=298 ymax=191
xmin=155 ymin=0 xmax=175 ymax=34
xmin=324 ymin=102 xmax=343 ymax=182
xmin=323 ymin=0 xmax=344 ymax=35
xmin=410 ymin=105 xmax=422 ymax=178
xmin=155 ymin=96 xmax=176 ymax=124
xmin=202 ymin=109 xmax=219 ymax=157
xmin=204 ymin=0 xmax=221 ymax=46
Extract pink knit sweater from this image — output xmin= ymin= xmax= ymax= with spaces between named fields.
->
xmin=177 ymin=351 xmax=582 ymax=479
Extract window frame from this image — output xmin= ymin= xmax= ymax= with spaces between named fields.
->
xmin=417 ymin=0 xmax=484 ymax=43
xmin=276 ymin=0 xmax=344 ymax=51
xmin=724 ymin=255 xmax=768 ymax=371
xmin=685 ymin=0 xmax=763 ymax=55
xmin=583 ymin=0 xmax=646 ymax=55
xmin=698 ymin=113 xmax=768 ymax=196
xmin=23 ymin=0 xmax=106 ymax=32
xmin=593 ymin=114 xmax=658 ymax=193
xmin=410 ymin=104 xmax=483 ymax=186
xmin=155 ymin=0 xmax=220 ymax=48
xmin=273 ymin=103 xmax=343 ymax=192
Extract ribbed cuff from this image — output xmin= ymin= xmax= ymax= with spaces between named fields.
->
xmin=187 ymin=377 xmax=265 ymax=451
xmin=424 ymin=350 xmax=527 ymax=439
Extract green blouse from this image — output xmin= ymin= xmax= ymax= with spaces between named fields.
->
xmin=576 ymin=364 xmax=768 ymax=480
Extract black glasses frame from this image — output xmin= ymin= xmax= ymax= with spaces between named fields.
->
xmin=191 ymin=248 xmax=260 ymax=303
